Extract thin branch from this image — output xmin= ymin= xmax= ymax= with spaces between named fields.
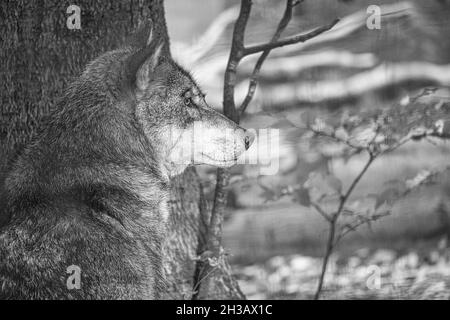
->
xmin=410 ymin=87 xmax=438 ymax=103
xmin=334 ymin=211 xmax=390 ymax=245
xmin=257 ymin=1 xmax=414 ymax=59
xmin=243 ymin=18 xmax=339 ymax=56
xmin=382 ymin=136 xmax=412 ymax=155
xmin=207 ymin=0 xmax=253 ymax=251
xmin=222 ymin=0 xmax=252 ymax=122
xmin=192 ymin=262 xmax=220 ymax=295
xmin=239 ymin=0 xmax=300 ymax=115
xmin=314 ymin=216 xmax=336 ymax=300
xmin=340 ymin=152 xmax=375 ymax=212
xmin=239 ymin=51 xmax=377 ymax=79
xmin=196 ymin=0 xmax=253 ymax=299
xmin=314 ymin=151 xmax=375 ymax=300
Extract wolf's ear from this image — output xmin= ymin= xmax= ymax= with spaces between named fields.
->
xmin=124 ymin=21 xmax=164 ymax=92
xmin=135 ymin=44 xmax=163 ymax=91
xmin=129 ymin=20 xmax=154 ymax=49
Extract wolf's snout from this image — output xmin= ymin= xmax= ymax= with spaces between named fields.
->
xmin=243 ymin=129 xmax=255 ymax=150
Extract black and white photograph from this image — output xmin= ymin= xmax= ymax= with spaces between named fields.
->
xmin=1 ymin=0 xmax=450 ymax=304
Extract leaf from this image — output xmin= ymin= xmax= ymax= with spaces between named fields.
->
xmin=347 ymin=198 xmax=376 ymax=215
xmin=405 ymin=170 xmax=431 ymax=189
xmin=435 ymin=119 xmax=450 ymax=138
xmin=311 ymin=118 xmax=334 ymax=135
xmin=334 ymin=127 xmax=349 ymax=141
xmin=301 ymin=109 xmax=321 ymax=127
xmin=292 ymin=187 xmax=311 ymax=207
xmin=349 ymin=125 xmax=377 ymax=147
xmin=196 ymin=250 xmax=214 ymax=261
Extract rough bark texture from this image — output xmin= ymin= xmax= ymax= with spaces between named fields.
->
xmin=0 ymin=0 xmax=242 ymax=299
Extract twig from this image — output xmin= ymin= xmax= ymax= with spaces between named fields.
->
xmin=243 ymin=18 xmax=339 ymax=56
xmin=311 ymin=201 xmax=332 ymax=222
xmin=309 ymin=125 xmax=365 ymax=152
xmin=257 ymin=1 xmax=414 ymax=59
xmin=383 ymin=136 xmax=411 ymax=154
xmin=239 ymin=0 xmax=300 ymax=115
xmin=409 ymin=87 xmax=438 ymax=103
xmin=222 ymin=0 xmax=252 ymax=123
xmin=314 ymin=213 xmax=337 ymax=300
xmin=314 ymin=151 xmax=375 ymax=299
xmin=340 ymin=153 xmax=375 ymax=220
xmin=192 ymin=262 xmax=220 ymax=295
xmin=334 ymin=211 xmax=390 ymax=245
xmin=238 ymin=51 xmax=377 ymax=79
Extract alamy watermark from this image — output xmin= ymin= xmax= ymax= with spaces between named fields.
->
xmin=366 ymin=5 xmax=381 ymax=30
xmin=66 ymin=5 xmax=81 ymax=30
xmin=66 ymin=265 xmax=81 ymax=290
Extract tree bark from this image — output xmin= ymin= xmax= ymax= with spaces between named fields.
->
xmin=0 ymin=0 xmax=243 ymax=299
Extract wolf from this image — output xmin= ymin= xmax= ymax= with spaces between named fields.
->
xmin=0 ymin=23 xmax=254 ymax=299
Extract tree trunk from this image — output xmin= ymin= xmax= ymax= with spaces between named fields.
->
xmin=0 ymin=0 xmax=243 ymax=299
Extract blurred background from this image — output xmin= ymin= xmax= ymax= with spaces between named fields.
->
xmin=164 ymin=0 xmax=450 ymax=299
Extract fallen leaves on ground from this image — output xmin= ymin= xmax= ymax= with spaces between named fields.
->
xmin=234 ymin=241 xmax=450 ymax=299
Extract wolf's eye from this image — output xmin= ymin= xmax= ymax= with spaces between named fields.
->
xmin=184 ymin=97 xmax=192 ymax=106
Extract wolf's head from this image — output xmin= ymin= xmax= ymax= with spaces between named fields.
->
xmin=116 ymin=23 xmax=254 ymax=177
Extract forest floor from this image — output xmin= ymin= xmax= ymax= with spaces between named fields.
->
xmin=233 ymin=238 xmax=450 ymax=300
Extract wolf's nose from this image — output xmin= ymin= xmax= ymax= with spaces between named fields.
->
xmin=244 ymin=130 xmax=255 ymax=150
